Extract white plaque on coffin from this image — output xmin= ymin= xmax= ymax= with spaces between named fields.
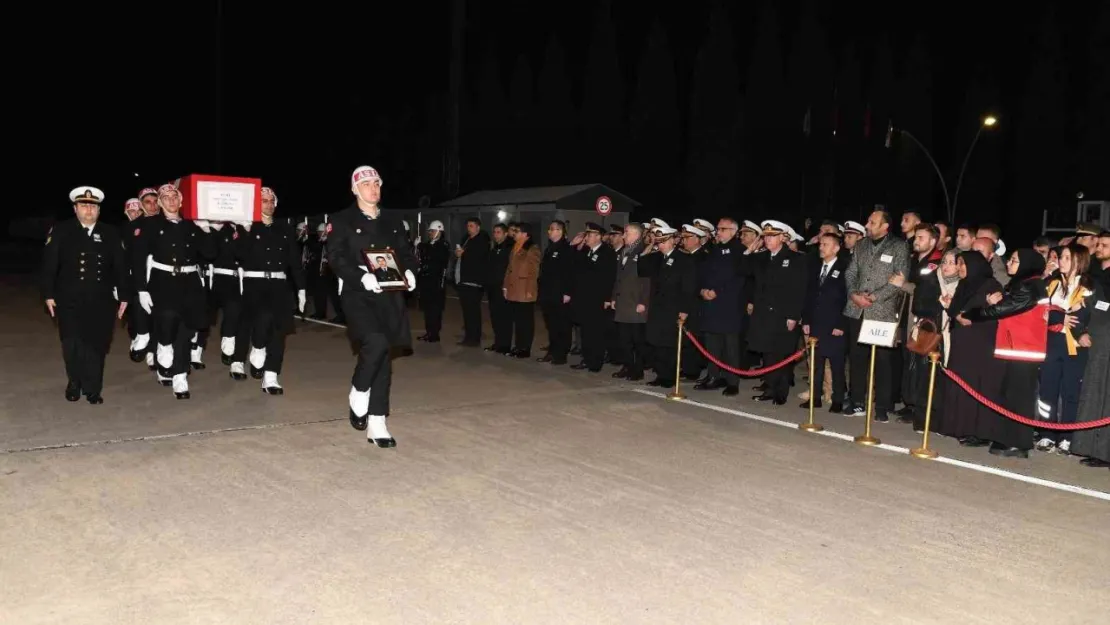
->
xmin=196 ymin=181 xmax=256 ymax=222
xmin=858 ymin=319 xmax=899 ymax=348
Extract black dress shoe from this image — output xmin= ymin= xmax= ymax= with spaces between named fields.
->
xmin=250 ymin=366 xmax=263 ymax=380
xmin=612 ymin=367 xmax=629 ymax=379
xmin=349 ymin=411 xmax=368 ymax=431
xmin=221 ymin=354 xmax=233 ymax=366
xmin=1080 ymin=457 xmax=1110 ymax=467
xmin=722 ymin=385 xmax=739 ymax=396
xmin=369 ymin=436 xmax=396 ymax=448
xmin=570 ymin=362 xmax=589 ymax=370
xmin=191 ymin=362 xmax=206 ymax=370
xmin=694 ymin=378 xmax=726 ymax=391
xmin=174 ymin=391 xmax=190 ymax=400
xmin=536 ymin=354 xmax=552 ymax=363
xmin=626 ymin=373 xmax=644 ymax=381
xmin=262 ymin=386 xmax=284 ymax=396
xmin=829 ymin=402 xmax=843 ymax=413
xmin=509 ymin=350 xmax=531 ymax=359
xmin=799 ymin=399 xmax=823 ymax=409
xmin=752 ymin=394 xmax=776 ymax=402
xmin=129 ymin=350 xmax=145 ymax=362
xmin=230 ymin=371 xmax=248 ymax=381
xmin=85 ymin=393 xmax=103 ymax=405
xmin=65 ymin=382 xmax=81 ymax=402
xmin=752 ymin=383 xmax=767 ymax=392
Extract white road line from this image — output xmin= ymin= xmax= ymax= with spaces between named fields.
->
xmin=632 ymin=388 xmax=1110 ymax=503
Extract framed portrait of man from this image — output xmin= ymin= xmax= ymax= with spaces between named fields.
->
xmin=360 ymin=248 xmax=410 ymax=291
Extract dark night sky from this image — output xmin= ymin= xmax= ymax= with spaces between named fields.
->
xmin=10 ymin=0 xmax=1108 ymax=244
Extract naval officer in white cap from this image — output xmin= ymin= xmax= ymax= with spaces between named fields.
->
xmin=41 ymin=187 xmax=131 ymax=404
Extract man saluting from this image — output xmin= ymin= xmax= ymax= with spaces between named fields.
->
xmin=41 ymin=186 xmax=130 ymax=404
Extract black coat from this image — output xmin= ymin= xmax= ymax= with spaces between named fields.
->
xmin=235 ymin=221 xmax=306 ymax=335
xmin=571 ymin=244 xmax=617 ymax=323
xmin=538 ymin=238 xmax=575 ymax=304
xmin=697 ymin=238 xmax=748 ymax=334
xmin=456 ymin=230 xmax=491 ymax=285
xmin=129 ymin=213 xmax=216 ymax=330
xmin=326 ymin=205 xmax=418 ymax=348
xmin=639 ymin=249 xmax=699 ymax=347
xmin=747 ymin=247 xmax=808 ymax=353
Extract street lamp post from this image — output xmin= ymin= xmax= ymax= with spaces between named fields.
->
xmin=951 ymin=115 xmax=997 ymax=224
xmin=898 ymin=128 xmax=953 ymax=222
xmin=895 ymin=115 xmax=997 ymax=225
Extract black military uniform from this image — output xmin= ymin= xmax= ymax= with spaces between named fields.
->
xmin=416 ymin=225 xmax=450 ymax=342
xmin=130 ymin=196 xmax=217 ymax=398
xmin=485 ymin=230 xmax=514 ymax=353
xmin=126 ymin=204 xmax=159 ymax=366
xmin=680 ymin=231 xmax=711 ymax=380
xmin=571 ymin=223 xmax=618 ymax=372
xmin=747 ymin=221 xmax=808 ymax=404
xmin=234 ymin=219 xmax=306 ymax=392
xmin=327 ymin=167 xmax=417 ymax=447
xmin=41 ymin=187 xmax=130 ymax=403
xmin=537 ymin=234 xmax=575 ymax=365
xmin=203 ymin=223 xmax=243 ymax=366
xmin=638 ymin=228 xmax=699 ymax=386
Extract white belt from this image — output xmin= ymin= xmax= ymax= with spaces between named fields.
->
xmin=147 ymin=256 xmax=203 ymax=287
xmin=237 ymin=268 xmax=286 ymax=295
xmin=208 ymin=265 xmax=237 ymax=289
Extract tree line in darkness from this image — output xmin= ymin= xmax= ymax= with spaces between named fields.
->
xmin=422 ymin=1 xmax=1106 ymax=232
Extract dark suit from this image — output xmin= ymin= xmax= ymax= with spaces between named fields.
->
xmin=802 ymin=256 xmax=851 ymax=405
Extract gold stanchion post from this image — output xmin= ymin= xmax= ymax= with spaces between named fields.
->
xmin=799 ymin=337 xmax=823 ymax=432
xmin=854 ymin=344 xmax=882 ymax=446
xmin=667 ymin=317 xmax=687 ymax=400
xmin=910 ymin=351 xmax=941 ymax=459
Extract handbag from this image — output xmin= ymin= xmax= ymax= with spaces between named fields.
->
xmin=906 ymin=318 xmax=942 ymax=355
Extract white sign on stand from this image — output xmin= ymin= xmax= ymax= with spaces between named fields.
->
xmin=858 ymin=319 xmax=899 ymax=348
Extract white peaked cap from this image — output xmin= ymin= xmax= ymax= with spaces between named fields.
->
xmin=653 ymin=226 xmax=678 ymax=236
xmin=682 ymin=224 xmax=707 ymax=237
xmin=70 ymin=186 xmax=104 ymax=204
xmin=741 ymin=220 xmax=761 ymax=233
xmin=760 ymin=219 xmax=789 ymax=234
xmin=844 ymin=221 xmax=865 ymax=235
xmin=692 ymin=218 xmax=716 ymax=233
xmin=650 ymin=218 xmax=670 ymax=229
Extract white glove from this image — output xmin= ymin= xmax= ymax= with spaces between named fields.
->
xmin=211 ymin=222 xmax=224 ymax=231
xmin=361 ymin=273 xmax=382 ymax=293
xmin=297 ymin=289 xmax=306 ymax=312
xmin=139 ymin=291 xmax=153 ymax=314
xmin=195 ymin=219 xmax=211 ymax=233
xmin=404 ymin=269 xmax=416 ymax=292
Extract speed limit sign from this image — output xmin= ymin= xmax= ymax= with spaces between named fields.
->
xmin=595 ymin=195 xmax=612 ymax=216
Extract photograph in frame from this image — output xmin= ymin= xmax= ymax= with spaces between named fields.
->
xmin=361 ymin=248 xmax=410 ymax=291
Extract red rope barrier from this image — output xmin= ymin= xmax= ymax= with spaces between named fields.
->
xmin=941 ymin=367 xmax=1110 ymax=431
xmin=682 ymin=328 xmax=805 ymax=377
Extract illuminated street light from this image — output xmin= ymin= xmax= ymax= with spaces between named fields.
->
xmin=983 ymin=115 xmax=998 ymax=127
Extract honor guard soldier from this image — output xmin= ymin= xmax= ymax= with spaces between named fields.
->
xmin=233 ymin=186 xmax=306 ymax=394
xmin=202 ymin=216 xmax=244 ymax=368
xmin=748 ymin=220 xmax=808 ymax=405
xmin=128 ymin=187 xmax=163 ymax=368
xmin=131 ymin=183 xmax=217 ymax=398
xmin=124 ymin=198 xmax=142 ymax=222
xmin=638 ymin=225 xmax=699 ymax=387
xmin=571 ymin=222 xmax=618 ymax=371
xmin=327 ymin=166 xmax=417 ymax=448
xmin=41 ymin=187 xmax=130 ymax=403
xmin=416 ymin=219 xmax=450 ymax=342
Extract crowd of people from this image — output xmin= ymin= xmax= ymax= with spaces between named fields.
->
xmin=39 ymin=174 xmax=1110 ymax=464
xmin=413 ymin=212 xmax=1109 ymax=469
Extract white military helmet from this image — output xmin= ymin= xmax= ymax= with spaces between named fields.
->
xmin=427 ymin=220 xmax=444 ymax=232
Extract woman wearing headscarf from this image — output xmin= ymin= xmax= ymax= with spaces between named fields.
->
xmin=909 ymin=248 xmax=961 ymax=433
xmin=962 ymin=249 xmax=1049 ymax=457
xmin=936 ymin=250 xmax=1002 ymax=443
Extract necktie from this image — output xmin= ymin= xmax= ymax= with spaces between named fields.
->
xmin=820 ymin=263 xmax=828 ymax=285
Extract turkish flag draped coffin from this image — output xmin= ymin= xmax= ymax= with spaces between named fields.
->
xmin=174 ymin=174 xmax=262 ymax=222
